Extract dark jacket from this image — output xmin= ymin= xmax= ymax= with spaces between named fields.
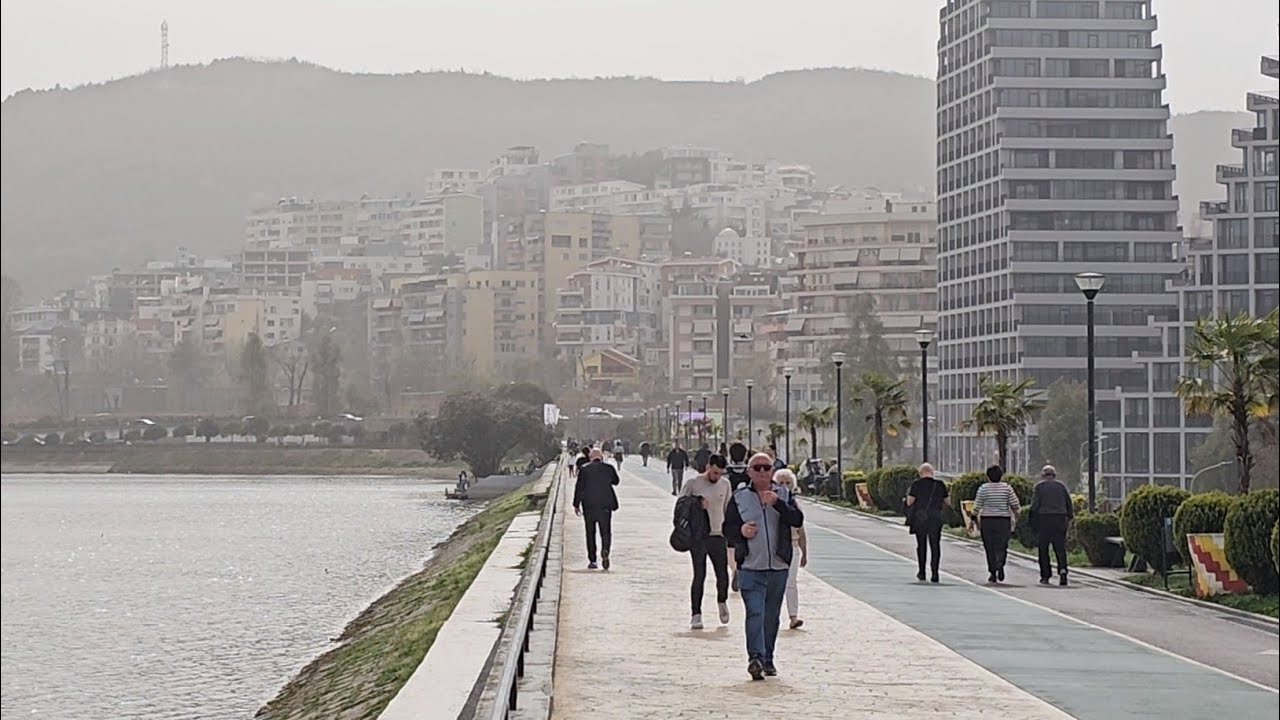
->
xmin=907 ymin=476 xmax=949 ymax=533
xmin=673 ymin=494 xmax=711 ymax=543
xmin=725 ymin=463 xmax=749 ymax=492
xmin=1031 ymin=477 xmax=1074 ymax=518
xmin=693 ymin=446 xmax=711 ymax=471
xmin=666 ymin=447 xmax=689 ymax=469
xmin=723 ymin=482 xmax=804 ymax=570
xmin=573 ymin=460 xmax=620 ymax=512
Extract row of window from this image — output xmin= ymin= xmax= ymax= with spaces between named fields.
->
xmin=1011 ymin=240 xmax=1173 ymax=263
xmin=1216 ymin=217 xmax=1280 ymax=249
xmin=1019 ymin=303 xmax=1178 ymax=326
xmin=1009 ymin=149 xmax=1172 ymax=170
xmin=1009 ymin=211 xmax=1173 ymax=232
xmin=998 ymin=88 xmax=1161 ymax=109
xmin=1013 ymin=272 xmax=1171 ymax=294
xmin=991 ymin=29 xmax=1151 ymax=49
xmin=993 ymin=58 xmax=1154 ymax=79
xmin=1008 ymin=179 xmax=1168 ymax=201
xmin=991 ymin=1 xmax=1148 ymax=19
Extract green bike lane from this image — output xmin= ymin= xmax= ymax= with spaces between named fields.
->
xmin=626 ymin=460 xmax=1278 ymax=719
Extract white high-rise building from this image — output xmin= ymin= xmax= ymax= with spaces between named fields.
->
xmin=935 ymin=0 xmax=1183 ymax=473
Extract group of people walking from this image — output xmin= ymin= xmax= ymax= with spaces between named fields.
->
xmin=908 ymin=462 xmax=1076 ymax=586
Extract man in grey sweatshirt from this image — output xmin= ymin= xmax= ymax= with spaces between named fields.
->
xmin=1030 ymin=465 xmax=1075 ymax=586
xmin=723 ymin=452 xmax=804 ymax=681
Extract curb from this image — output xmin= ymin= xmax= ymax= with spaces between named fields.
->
xmin=809 ymin=498 xmax=1280 ymax=634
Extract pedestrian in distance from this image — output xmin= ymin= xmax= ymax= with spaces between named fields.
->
xmin=693 ymin=442 xmax=711 ymax=473
xmin=572 ymin=445 xmax=590 ymax=479
xmin=768 ymin=445 xmax=786 ymax=471
xmin=772 ymin=469 xmax=808 ymax=629
xmin=639 ymin=441 xmax=651 ymax=467
xmin=973 ymin=465 xmax=1020 ymax=584
xmin=905 ymin=462 xmax=949 ymax=583
xmin=573 ymin=448 xmax=620 ymax=570
xmin=678 ymin=453 xmax=733 ymax=630
xmin=724 ymin=452 xmax=804 ymax=680
xmin=612 ymin=438 xmax=625 ymax=467
xmin=665 ymin=440 xmax=690 ymax=496
xmin=1030 ymin=464 xmax=1074 ymax=586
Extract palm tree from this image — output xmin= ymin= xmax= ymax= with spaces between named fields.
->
xmin=796 ymin=405 xmax=835 ymax=460
xmin=1175 ymin=309 xmax=1279 ymax=494
xmin=766 ymin=422 xmax=787 ymax=449
xmin=960 ymin=376 xmax=1045 ymax=469
xmin=851 ymin=371 xmax=912 ymax=469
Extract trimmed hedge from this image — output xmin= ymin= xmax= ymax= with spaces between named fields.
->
xmin=1015 ymin=507 xmax=1038 ymax=550
xmin=875 ymin=465 xmax=920 ymax=515
xmin=841 ymin=470 xmax=867 ymax=503
xmin=1071 ymin=494 xmax=1088 ymax=515
xmin=1172 ymin=492 xmax=1236 ymax=566
xmin=1272 ymin=521 xmax=1279 ymax=577
xmin=1070 ymin=512 xmax=1124 ymax=567
xmin=947 ymin=472 xmax=987 ymax=527
xmin=1223 ymin=489 xmax=1279 ymax=594
xmin=1006 ymin=474 xmax=1033 ymax=506
xmin=1120 ymin=484 xmax=1190 ymax=570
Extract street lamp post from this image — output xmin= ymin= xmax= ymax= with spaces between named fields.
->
xmin=700 ymin=394 xmax=708 ymax=444
xmin=675 ymin=401 xmax=683 ymax=448
xmin=744 ymin=379 xmax=755 ymax=448
xmin=686 ymin=396 xmax=694 ymax=449
xmin=720 ymin=387 xmax=731 ymax=450
xmin=783 ymin=366 xmax=794 ymax=465
xmin=914 ymin=328 xmax=934 ymax=463
xmin=1075 ymin=272 xmax=1106 ymax=513
xmin=831 ymin=352 xmax=847 ymax=489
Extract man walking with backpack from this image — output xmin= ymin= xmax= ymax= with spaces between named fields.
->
xmin=665 ymin=440 xmax=690 ymax=496
xmin=677 ymin=454 xmax=733 ymax=630
xmin=573 ymin=448 xmax=620 ymax=570
xmin=724 ymin=452 xmax=804 ymax=680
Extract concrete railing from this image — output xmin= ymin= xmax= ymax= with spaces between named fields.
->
xmin=472 ymin=456 xmax=568 ymax=719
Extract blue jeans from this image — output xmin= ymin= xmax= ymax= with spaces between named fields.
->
xmin=738 ymin=567 xmax=788 ymax=663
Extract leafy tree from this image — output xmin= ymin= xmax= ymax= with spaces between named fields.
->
xmin=1190 ymin=416 xmax=1279 ymax=492
xmin=142 ymin=424 xmax=168 ymax=441
xmin=417 ymin=391 xmax=548 ymax=477
xmin=88 ymin=430 xmax=107 ymax=443
xmin=196 ymin=417 xmax=220 ymax=443
xmin=796 ymin=405 xmax=835 ymax=460
xmin=492 ymin=381 xmax=554 ymax=408
xmin=821 ymin=296 xmax=901 ymax=443
xmin=1035 ymin=380 xmax=1087 ymax=489
xmin=311 ymin=334 xmax=342 ymax=417
xmin=960 ymin=375 xmax=1045 ymax=469
xmin=850 ymin=371 xmax=912 ymax=469
xmin=243 ymin=415 xmax=270 ymax=443
xmin=172 ymin=424 xmax=194 ymax=439
xmin=122 ymin=428 xmax=142 ymax=442
xmin=239 ymin=333 xmax=271 ymax=415
xmin=1176 ymin=309 xmax=1279 ymax=494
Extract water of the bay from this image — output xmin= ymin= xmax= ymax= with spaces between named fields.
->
xmin=1 ymin=473 xmax=475 ymax=719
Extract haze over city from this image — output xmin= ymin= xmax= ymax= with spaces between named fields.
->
xmin=1 ymin=0 xmax=1276 ymax=110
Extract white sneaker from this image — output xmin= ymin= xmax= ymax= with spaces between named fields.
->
xmin=690 ymin=614 xmax=704 ymax=630
xmin=718 ymin=602 xmax=730 ymax=624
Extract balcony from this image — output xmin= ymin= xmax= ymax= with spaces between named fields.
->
xmin=1216 ymin=164 xmax=1248 ymax=182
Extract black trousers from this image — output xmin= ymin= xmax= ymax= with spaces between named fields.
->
xmin=690 ymin=535 xmax=730 ymax=615
xmin=584 ymin=508 xmax=613 ymax=562
xmin=979 ymin=516 xmax=1012 ymax=574
xmin=1037 ymin=514 xmax=1070 ymax=579
xmin=914 ymin=521 xmax=942 ymax=574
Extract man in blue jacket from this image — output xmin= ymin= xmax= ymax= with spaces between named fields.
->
xmin=723 ymin=452 xmax=804 ymax=680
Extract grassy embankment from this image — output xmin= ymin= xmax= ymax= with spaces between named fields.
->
xmin=1123 ymin=571 xmax=1280 ymax=618
xmin=256 ymin=478 xmax=543 ymax=720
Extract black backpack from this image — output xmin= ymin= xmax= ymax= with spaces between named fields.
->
xmin=670 ymin=495 xmax=703 ymax=552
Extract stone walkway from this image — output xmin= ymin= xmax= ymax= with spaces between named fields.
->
xmin=551 ymin=465 xmax=1073 ymax=719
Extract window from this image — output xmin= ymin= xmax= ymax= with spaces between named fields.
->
xmin=1257 ymin=253 xmax=1280 ymax=285
xmin=1256 ymin=216 xmax=1279 ymax=248
xmin=1218 ymin=219 xmax=1250 ymax=249
xmin=1125 ymin=433 xmax=1149 ymax=472
xmin=550 ymin=234 xmax=571 ymax=248
xmin=1133 ymin=242 xmax=1172 ymax=262
xmin=1153 ymin=434 xmax=1180 ymax=474
xmin=1218 ymin=254 xmax=1250 ymax=285
xmin=1253 ymin=148 xmax=1278 ymax=176
xmin=1220 ymin=290 xmax=1250 ymax=316
xmin=1233 ymin=183 xmax=1249 ymax=213
xmin=1255 ymin=182 xmax=1278 ymax=212
xmin=1152 ymin=364 xmax=1178 ymax=393
xmin=1012 ymin=241 xmax=1058 ymax=261
xmin=1125 ymin=398 xmax=1149 ymax=427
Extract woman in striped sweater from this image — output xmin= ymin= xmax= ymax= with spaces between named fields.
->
xmin=972 ymin=465 xmax=1020 ymax=584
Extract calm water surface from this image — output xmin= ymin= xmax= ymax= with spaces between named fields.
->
xmin=1 ymin=474 xmax=474 ymax=719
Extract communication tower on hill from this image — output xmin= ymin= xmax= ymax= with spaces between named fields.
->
xmin=161 ymin=20 xmax=169 ymax=68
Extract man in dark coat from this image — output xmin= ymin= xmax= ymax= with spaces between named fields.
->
xmin=574 ymin=448 xmax=621 ymax=570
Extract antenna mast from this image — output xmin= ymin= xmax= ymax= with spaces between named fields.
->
xmin=161 ymin=20 xmax=169 ymax=68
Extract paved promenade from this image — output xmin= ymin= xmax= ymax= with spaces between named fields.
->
xmin=552 ymin=463 xmax=1071 ymax=719
xmin=548 ymin=460 xmax=1279 ymax=720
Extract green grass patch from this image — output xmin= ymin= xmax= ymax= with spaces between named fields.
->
xmin=256 ymin=478 xmax=544 ymax=720
xmin=1123 ymin=571 xmax=1280 ymax=618
xmin=815 ymin=497 xmax=899 ymax=517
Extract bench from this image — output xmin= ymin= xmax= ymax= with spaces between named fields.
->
xmin=1104 ymin=536 xmax=1140 ymax=571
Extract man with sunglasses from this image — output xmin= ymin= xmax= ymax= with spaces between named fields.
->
xmin=723 ymin=452 xmax=804 ymax=680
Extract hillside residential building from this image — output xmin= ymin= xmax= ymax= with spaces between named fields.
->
xmin=667 ymin=270 xmax=782 ymax=395
xmin=934 ymin=0 xmax=1183 ymax=474
xmin=713 ymin=227 xmax=773 ymax=268
xmin=554 ymin=258 xmax=661 ymax=364
xmin=1108 ymin=54 xmax=1279 ymax=496
xmin=778 ymin=201 xmax=938 ymax=409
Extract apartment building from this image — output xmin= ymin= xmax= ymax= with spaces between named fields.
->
xmin=1108 ymin=55 xmax=1279 ymax=496
xmin=554 ymin=257 xmax=661 ymax=364
xmin=245 ymin=195 xmax=482 ymax=256
xmin=550 ymin=181 xmax=648 ymax=213
xmin=934 ymin=0 xmax=1183 ymax=472
xmin=238 ymin=248 xmax=313 ymax=290
xmin=425 ymin=168 xmax=485 ymax=196
xmin=667 ymin=270 xmax=782 ymax=395
xmin=778 ymin=201 xmax=939 ymax=408
xmin=713 ymin=227 xmax=773 ymax=268
xmin=449 ymin=270 xmax=541 ymax=378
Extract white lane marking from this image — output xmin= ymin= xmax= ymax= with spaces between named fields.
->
xmin=1260 ymin=649 xmax=1280 ymax=656
xmin=806 ymin=520 xmax=1280 ymax=696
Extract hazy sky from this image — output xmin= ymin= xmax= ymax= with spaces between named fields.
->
xmin=2 ymin=0 xmax=1276 ymax=109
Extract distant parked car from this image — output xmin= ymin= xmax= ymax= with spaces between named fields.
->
xmin=333 ymin=413 xmax=363 ymax=422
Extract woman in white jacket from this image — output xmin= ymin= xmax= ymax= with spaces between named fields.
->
xmin=773 ymin=469 xmax=809 ymax=629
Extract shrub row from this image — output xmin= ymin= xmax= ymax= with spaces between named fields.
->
xmin=1070 ymin=512 xmax=1124 ymax=567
